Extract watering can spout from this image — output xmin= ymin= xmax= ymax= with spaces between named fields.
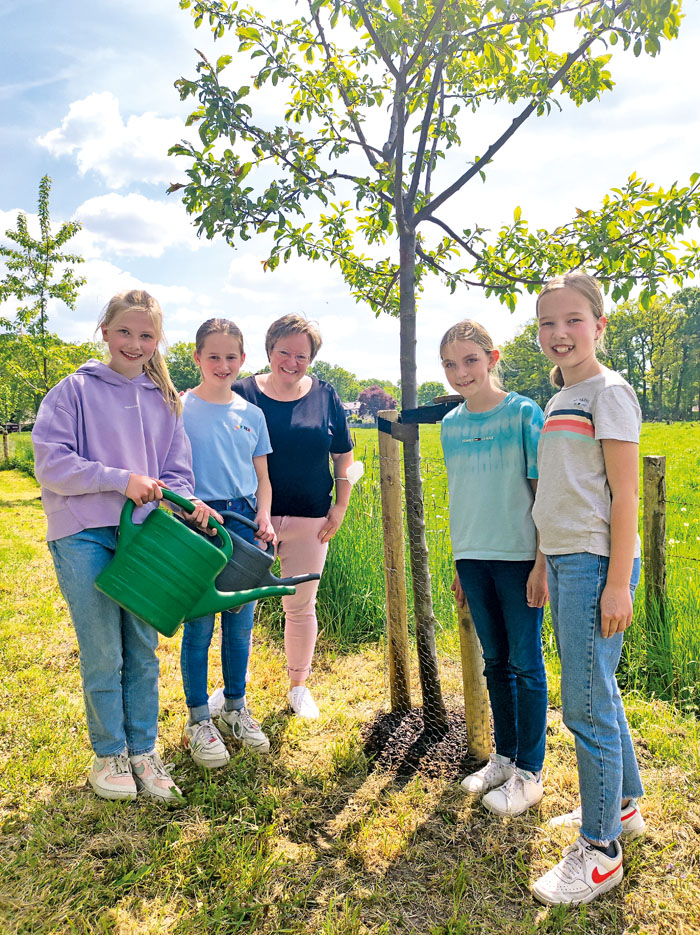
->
xmin=186 ymin=585 xmax=295 ymax=622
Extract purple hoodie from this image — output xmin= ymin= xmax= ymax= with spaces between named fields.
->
xmin=32 ymin=359 xmax=195 ymax=541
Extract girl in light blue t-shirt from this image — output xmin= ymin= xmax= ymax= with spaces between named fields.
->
xmin=180 ymin=318 xmax=275 ymax=769
xmin=440 ymin=319 xmax=548 ymax=817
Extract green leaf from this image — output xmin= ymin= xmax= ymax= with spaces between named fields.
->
xmin=514 ymin=206 xmax=522 ymax=223
xmin=386 ymin=0 xmax=402 ymax=17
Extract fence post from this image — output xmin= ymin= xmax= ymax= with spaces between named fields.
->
xmin=378 ymin=409 xmax=412 ymax=713
xmin=457 ymin=602 xmax=491 ymax=761
xmin=643 ymin=455 xmax=667 ymax=625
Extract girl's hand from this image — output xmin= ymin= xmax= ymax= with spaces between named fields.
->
xmin=254 ymin=512 xmax=276 ymax=547
xmin=526 ymin=561 xmax=549 ymax=608
xmin=318 ymin=503 xmax=347 ymax=544
xmin=126 ymin=474 xmax=163 ymax=506
xmin=451 ymin=573 xmax=466 ymax=609
xmin=185 ymin=499 xmax=223 ymax=534
xmin=600 ymin=582 xmax=634 ymax=637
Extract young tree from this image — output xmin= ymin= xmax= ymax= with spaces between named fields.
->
xmin=358 ymin=383 xmax=397 ymax=419
xmin=172 ymin=0 xmax=700 ymax=729
xmin=0 ymin=176 xmax=85 ymax=401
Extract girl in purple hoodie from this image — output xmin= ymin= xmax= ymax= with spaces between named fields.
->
xmin=32 ymin=289 xmax=218 ymax=804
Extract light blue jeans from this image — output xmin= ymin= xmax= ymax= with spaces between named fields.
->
xmin=547 ymin=552 xmax=643 ymax=845
xmin=180 ymin=500 xmax=258 ymax=722
xmin=48 ymin=526 xmax=159 ymax=757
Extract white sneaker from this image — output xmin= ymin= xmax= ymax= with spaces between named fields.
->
xmin=88 ymin=753 xmax=137 ymax=801
xmin=460 ymin=753 xmax=514 ymax=795
xmin=532 ymin=837 xmax=624 ymax=905
xmin=183 ymin=718 xmax=230 ymax=769
xmin=482 ymin=768 xmax=543 ymax=816
xmin=549 ymin=798 xmax=646 ymax=840
xmin=287 ymin=686 xmax=320 ymax=719
xmin=129 ymin=751 xmax=183 ymax=804
xmin=219 ymin=706 xmax=270 ymax=753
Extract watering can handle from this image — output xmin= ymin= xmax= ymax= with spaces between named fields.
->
xmin=159 ymin=488 xmax=233 ymax=562
xmin=219 ymin=510 xmax=275 ymax=560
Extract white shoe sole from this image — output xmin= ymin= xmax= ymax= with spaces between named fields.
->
xmin=531 ymin=867 xmax=623 ymax=905
xmin=88 ymin=775 xmax=137 ymax=801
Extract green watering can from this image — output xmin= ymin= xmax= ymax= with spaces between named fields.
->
xmin=95 ymin=488 xmax=295 ymax=637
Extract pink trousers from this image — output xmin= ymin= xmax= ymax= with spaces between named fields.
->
xmin=272 ymin=515 xmax=328 ymax=682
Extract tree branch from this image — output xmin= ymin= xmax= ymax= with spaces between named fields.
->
xmin=353 ymin=0 xmax=399 ymax=78
xmin=404 ymin=0 xmax=449 ymax=74
xmin=425 ymin=75 xmax=444 ymax=198
xmin=416 ymin=0 xmax=633 ymax=223
xmin=407 ymin=46 xmax=444 ymax=206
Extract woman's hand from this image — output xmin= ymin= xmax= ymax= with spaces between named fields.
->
xmin=451 ymin=572 xmax=466 ymax=609
xmin=125 ymin=474 xmax=163 ymax=506
xmin=526 ymin=559 xmax=549 ymax=608
xmin=318 ymin=503 xmax=347 ymax=544
xmin=600 ymin=582 xmax=634 ymax=637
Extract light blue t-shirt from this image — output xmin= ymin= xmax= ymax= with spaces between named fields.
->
xmin=182 ymin=392 xmax=272 ymax=504
xmin=440 ymin=392 xmax=543 ymax=561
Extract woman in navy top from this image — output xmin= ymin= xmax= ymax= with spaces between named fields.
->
xmin=236 ymin=313 xmax=354 ymax=718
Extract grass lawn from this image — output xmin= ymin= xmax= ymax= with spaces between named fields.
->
xmin=1 ymin=470 xmax=700 ymax=934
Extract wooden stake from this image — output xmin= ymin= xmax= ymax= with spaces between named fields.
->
xmin=457 ymin=601 xmax=491 ymax=762
xmin=643 ymin=455 xmax=666 ymax=626
xmin=378 ymin=409 xmax=412 ymax=712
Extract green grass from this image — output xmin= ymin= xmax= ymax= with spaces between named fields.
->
xmin=2 ymin=468 xmax=700 ymax=933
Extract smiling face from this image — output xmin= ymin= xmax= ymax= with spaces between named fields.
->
xmin=269 ymin=332 xmax=313 ymax=387
xmin=194 ymin=332 xmax=245 ymax=388
xmin=537 ymin=286 xmax=606 ymax=384
xmin=102 ymin=308 xmax=159 ymax=379
xmin=441 ymin=338 xmax=499 ymax=405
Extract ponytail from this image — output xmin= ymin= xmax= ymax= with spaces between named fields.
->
xmin=145 ymin=348 xmax=182 ymax=416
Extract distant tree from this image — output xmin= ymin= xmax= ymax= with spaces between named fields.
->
xmin=358 ymin=384 xmax=397 ymax=420
xmin=310 ymin=359 xmax=359 ymax=401
xmin=417 ymin=381 xmax=447 ymax=406
xmin=668 ymin=288 xmax=700 ymax=420
xmin=500 ymin=323 xmax=552 ymax=409
xmin=166 ymin=341 xmax=200 ymax=392
xmin=356 ymin=377 xmax=400 ymax=399
xmin=0 ymin=176 xmax=85 ymax=402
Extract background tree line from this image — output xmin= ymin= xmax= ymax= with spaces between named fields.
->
xmin=501 ymin=287 xmax=700 ymax=420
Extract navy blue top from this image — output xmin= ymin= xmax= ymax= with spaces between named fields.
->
xmin=234 ymin=375 xmax=353 ymax=517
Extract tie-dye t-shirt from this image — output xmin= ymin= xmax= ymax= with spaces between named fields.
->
xmin=531 ymin=366 xmax=641 ymax=557
xmin=441 ymin=392 xmax=543 ymax=561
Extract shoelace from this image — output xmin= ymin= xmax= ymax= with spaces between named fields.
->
xmin=238 ymin=708 xmax=261 ymax=730
xmin=195 ymin=720 xmax=222 ymax=747
xmin=555 ymin=840 xmax=587 ymax=882
xmin=141 ymin=752 xmax=170 ymax=780
xmin=110 ymin=753 xmax=132 ymax=776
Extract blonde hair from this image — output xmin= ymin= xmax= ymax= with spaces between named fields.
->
xmin=195 ymin=318 xmax=244 ymax=355
xmin=98 ymin=289 xmax=182 ymax=415
xmin=265 ymin=313 xmax=322 ymax=361
xmin=536 ymin=273 xmax=605 ymax=388
xmin=439 ymin=319 xmax=503 ymax=389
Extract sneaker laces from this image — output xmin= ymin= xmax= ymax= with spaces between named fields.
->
xmin=480 ymin=754 xmax=511 ymax=783
xmin=141 ymin=751 xmax=171 ymax=781
xmin=238 ymin=707 xmax=261 ymax=731
xmin=555 ymin=839 xmax=588 ymax=882
xmin=110 ymin=753 xmax=132 ymax=776
xmin=195 ymin=719 xmax=222 ymax=746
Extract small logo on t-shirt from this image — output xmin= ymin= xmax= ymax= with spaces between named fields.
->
xmin=462 ymin=435 xmax=495 ymax=443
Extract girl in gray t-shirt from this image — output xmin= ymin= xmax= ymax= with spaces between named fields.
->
xmin=531 ymin=273 xmax=644 ymax=908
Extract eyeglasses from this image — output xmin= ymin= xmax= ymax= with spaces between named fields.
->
xmin=274 ymin=349 xmax=310 ymax=364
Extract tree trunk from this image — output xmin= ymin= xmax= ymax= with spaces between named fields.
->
xmin=398 ymin=227 xmax=449 ymax=732
xmin=673 ymin=343 xmax=688 ymax=420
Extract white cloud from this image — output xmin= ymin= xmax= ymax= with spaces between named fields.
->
xmin=37 ymin=92 xmax=190 ymax=189
xmin=73 ymin=192 xmax=203 ymax=258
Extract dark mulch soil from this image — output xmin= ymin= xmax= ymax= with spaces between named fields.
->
xmin=361 ymin=706 xmax=487 ymax=781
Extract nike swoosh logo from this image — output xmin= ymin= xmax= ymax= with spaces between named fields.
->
xmin=591 ymin=860 xmax=622 ymax=884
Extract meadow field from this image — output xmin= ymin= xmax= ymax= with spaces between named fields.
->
xmin=2 ymin=424 xmax=699 ymax=933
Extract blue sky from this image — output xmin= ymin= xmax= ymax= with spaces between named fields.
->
xmin=1 ymin=0 xmax=699 ymax=384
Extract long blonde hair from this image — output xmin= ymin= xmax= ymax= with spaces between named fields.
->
xmin=439 ymin=319 xmax=503 ymax=389
xmin=98 ymin=289 xmax=181 ymax=415
xmin=536 ymin=273 xmax=605 ymax=388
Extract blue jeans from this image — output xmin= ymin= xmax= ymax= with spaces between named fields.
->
xmin=48 ymin=527 xmax=159 ymax=757
xmin=547 ymin=553 xmax=643 ymax=845
xmin=456 ymin=559 xmax=548 ymax=773
xmin=180 ymin=499 xmax=258 ymax=722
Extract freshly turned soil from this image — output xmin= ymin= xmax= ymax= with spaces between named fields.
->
xmin=361 ymin=706 xmax=486 ymax=780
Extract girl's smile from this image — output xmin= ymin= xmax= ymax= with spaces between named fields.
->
xmin=537 ymin=286 xmax=606 ymax=384
xmin=441 ymin=338 xmax=504 ymax=411
xmin=194 ymin=332 xmax=244 ymax=401
xmin=102 ymin=309 xmax=158 ymax=379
